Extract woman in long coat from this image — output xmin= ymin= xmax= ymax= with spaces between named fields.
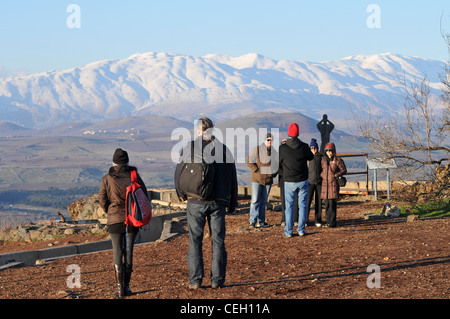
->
xmin=99 ymin=148 xmax=148 ymax=298
xmin=320 ymin=142 xmax=347 ymax=227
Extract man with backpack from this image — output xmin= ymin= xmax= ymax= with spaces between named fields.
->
xmin=174 ymin=117 xmax=238 ymax=289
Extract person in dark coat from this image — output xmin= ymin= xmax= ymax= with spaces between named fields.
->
xmin=174 ymin=117 xmax=238 ymax=289
xmin=320 ymin=142 xmax=347 ymax=227
xmin=279 ymin=139 xmax=299 ymax=226
xmin=306 ymin=138 xmax=323 ymax=226
xmin=99 ymin=148 xmax=148 ymax=298
xmin=278 ymin=123 xmax=314 ymax=237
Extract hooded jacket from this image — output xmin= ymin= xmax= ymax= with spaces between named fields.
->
xmin=99 ymin=165 xmax=148 ymax=226
xmin=320 ymin=143 xmax=347 ymax=199
xmin=278 ymin=137 xmax=314 ymax=183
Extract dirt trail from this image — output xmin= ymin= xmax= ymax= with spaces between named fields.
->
xmin=0 ymin=199 xmax=448 ymax=307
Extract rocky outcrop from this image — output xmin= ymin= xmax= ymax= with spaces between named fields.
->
xmin=392 ymin=164 xmax=450 ymax=203
xmin=67 ymin=193 xmax=106 ymax=221
xmin=435 ymin=163 xmax=450 ymax=198
xmin=0 ymin=221 xmax=107 ymax=243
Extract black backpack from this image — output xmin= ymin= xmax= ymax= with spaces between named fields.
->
xmin=178 ymin=141 xmax=215 ymax=200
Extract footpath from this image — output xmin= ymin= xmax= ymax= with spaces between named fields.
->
xmin=0 ymin=187 xmax=254 ymax=270
xmin=0 ymin=210 xmax=186 ymax=269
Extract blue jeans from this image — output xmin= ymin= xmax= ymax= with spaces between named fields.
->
xmin=284 ymin=180 xmax=309 ymax=235
xmin=249 ymin=182 xmax=272 ymax=225
xmin=186 ymin=202 xmax=227 ymax=286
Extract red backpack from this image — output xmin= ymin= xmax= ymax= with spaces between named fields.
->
xmin=125 ymin=170 xmax=152 ymax=227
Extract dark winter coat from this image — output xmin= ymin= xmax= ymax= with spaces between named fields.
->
xmin=308 ymin=153 xmax=322 ymax=185
xmin=174 ymin=136 xmax=238 ymax=210
xmin=278 ymin=137 xmax=314 ymax=182
xmin=320 ymin=145 xmax=347 ymax=199
xmin=98 ymin=165 xmax=148 ymax=226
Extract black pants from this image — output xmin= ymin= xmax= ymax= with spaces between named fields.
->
xmin=306 ymin=184 xmax=322 ymax=224
xmin=110 ymin=230 xmax=138 ymax=267
xmin=324 ymin=199 xmax=337 ymax=227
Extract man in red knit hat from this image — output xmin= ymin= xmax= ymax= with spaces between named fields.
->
xmin=278 ymin=123 xmax=314 ymax=237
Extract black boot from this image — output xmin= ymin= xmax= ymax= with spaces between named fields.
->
xmin=123 ymin=264 xmax=133 ymax=296
xmin=114 ymin=264 xmax=125 ymax=298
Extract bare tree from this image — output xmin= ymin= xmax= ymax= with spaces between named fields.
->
xmin=440 ymin=13 xmax=450 ymax=135
xmin=352 ymin=31 xmax=450 ymax=202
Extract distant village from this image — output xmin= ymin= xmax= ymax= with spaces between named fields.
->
xmin=83 ymin=128 xmax=140 ymax=136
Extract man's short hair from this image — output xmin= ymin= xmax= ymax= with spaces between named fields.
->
xmin=197 ymin=117 xmax=214 ymax=133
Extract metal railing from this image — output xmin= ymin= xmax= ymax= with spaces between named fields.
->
xmin=337 ymin=153 xmax=369 ymax=193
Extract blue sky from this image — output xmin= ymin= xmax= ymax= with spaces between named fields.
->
xmin=0 ymin=0 xmax=448 ymax=75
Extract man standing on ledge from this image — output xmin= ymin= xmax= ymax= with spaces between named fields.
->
xmin=174 ymin=117 xmax=238 ymax=289
xmin=317 ymin=114 xmax=335 ymax=156
xmin=278 ymin=123 xmax=314 ymax=237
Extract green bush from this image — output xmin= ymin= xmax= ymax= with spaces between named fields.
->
xmin=399 ymin=199 xmax=450 ymax=218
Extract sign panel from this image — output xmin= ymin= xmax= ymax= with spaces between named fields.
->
xmin=367 ymin=158 xmax=397 ymax=170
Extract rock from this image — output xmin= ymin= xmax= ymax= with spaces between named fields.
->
xmin=17 ymin=226 xmax=30 ymax=242
xmin=380 ymin=202 xmax=401 ymax=217
xmin=28 ymin=230 xmax=42 ymax=242
xmin=67 ymin=193 xmax=105 ymax=221
xmin=64 ymin=228 xmax=75 ymax=235
xmin=435 ymin=163 xmax=450 ymax=184
xmin=407 ymin=214 xmax=420 ymax=222
xmin=35 ymin=259 xmax=47 ymax=265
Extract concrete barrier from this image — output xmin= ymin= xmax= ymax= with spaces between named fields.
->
xmin=0 ymin=211 xmax=186 ymax=268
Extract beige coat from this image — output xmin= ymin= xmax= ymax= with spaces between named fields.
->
xmin=247 ymin=144 xmax=278 ymax=185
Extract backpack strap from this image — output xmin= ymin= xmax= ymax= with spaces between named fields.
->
xmin=130 ymin=170 xmax=138 ymax=183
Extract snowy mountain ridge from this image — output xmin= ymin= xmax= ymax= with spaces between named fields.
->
xmin=0 ymin=51 xmax=446 ymax=129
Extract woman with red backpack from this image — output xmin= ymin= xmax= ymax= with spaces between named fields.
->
xmin=99 ymin=148 xmax=148 ymax=298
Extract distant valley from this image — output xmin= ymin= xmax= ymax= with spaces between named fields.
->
xmin=0 ymin=51 xmax=445 ymax=193
xmin=0 ymin=112 xmax=369 ymax=192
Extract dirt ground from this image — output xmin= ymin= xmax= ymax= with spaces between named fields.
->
xmin=0 ymin=197 xmax=448 ymax=307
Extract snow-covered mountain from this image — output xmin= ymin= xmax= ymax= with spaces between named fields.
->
xmin=0 ymin=52 xmax=446 ymax=129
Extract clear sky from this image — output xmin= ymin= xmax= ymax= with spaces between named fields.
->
xmin=0 ymin=0 xmax=449 ymax=76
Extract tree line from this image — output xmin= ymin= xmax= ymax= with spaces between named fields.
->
xmin=0 ymin=186 xmax=98 ymax=209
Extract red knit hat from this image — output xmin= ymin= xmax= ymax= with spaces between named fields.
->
xmin=288 ymin=123 xmax=299 ymax=137
xmin=324 ymin=142 xmax=335 ymax=152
